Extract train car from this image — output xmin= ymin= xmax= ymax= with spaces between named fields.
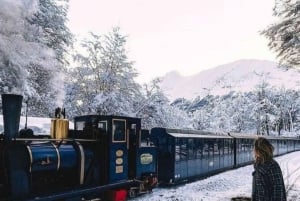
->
xmin=229 ymin=133 xmax=256 ymax=167
xmin=0 ymin=94 xmax=157 ymax=201
xmin=230 ymin=133 xmax=300 ymax=168
xmin=150 ymin=127 xmax=234 ymax=184
xmin=151 ymin=128 xmax=300 ymax=186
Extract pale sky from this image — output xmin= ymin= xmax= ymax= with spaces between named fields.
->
xmin=67 ymin=0 xmax=278 ymax=83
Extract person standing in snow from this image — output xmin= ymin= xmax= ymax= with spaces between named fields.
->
xmin=252 ymin=137 xmax=286 ymax=201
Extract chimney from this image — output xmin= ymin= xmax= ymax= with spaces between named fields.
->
xmin=1 ymin=94 xmax=23 ymax=141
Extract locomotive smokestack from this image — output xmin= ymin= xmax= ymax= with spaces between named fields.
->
xmin=1 ymin=94 xmax=23 ymax=141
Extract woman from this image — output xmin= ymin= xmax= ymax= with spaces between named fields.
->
xmin=252 ymin=137 xmax=286 ymax=201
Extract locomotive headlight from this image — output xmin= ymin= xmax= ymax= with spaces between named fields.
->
xmin=140 ymin=153 xmax=153 ymax=165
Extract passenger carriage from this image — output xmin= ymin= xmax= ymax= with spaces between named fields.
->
xmin=150 ymin=128 xmax=234 ymax=184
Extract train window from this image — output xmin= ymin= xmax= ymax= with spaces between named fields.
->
xmin=224 ymin=140 xmax=229 ymax=154
xmin=175 ymin=138 xmax=180 ymax=161
xmin=140 ymin=130 xmax=154 ymax=147
xmin=208 ymin=140 xmax=214 ymax=156
xmin=188 ymin=139 xmax=196 ymax=159
xmin=226 ymin=139 xmax=234 ymax=155
xmin=131 ymin=124 xmax=136 ymax=130
xmin=75 ymin=121 xmax=85 ymax=130
xmin=180 ymin=138 xmax=187 ymax=160
xmin=175 ymin=138 xmax=188 ymax=161
xmin=217 ymin=139 xmax=223 ymax=155
xmin=195 ymin=139 xmax=203 ymax=159
xmin=112 ymin=119 xmax=126 ymax=142
xmin=98 ymin=121 xmax=107 ymax=131
xmin=203 ymin=140 xmax=209 ymax=158
xmin=175 ymin=145 xmax=180 ymax=161
xmin=214 ymin=141 xmax=220 ymax=155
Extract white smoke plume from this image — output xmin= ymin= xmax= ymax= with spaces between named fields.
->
xmin=0 ymin=0 xmax=61 ymax=96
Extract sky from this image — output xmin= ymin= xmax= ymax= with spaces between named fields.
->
xmin=67 ymin=0 xmax=278 ymax=84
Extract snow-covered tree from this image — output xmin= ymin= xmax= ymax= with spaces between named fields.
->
xmin=191 ymin=95 xmax=214 ymax=130
xmin=262 ymin=0 xmax=300 ymax=68
xmin=66 ymin=28 xmax=141 ymax=116
xmin=171 ymin=98 xmax=192 ymax=111
xmin=0 ymin=0 xmax=56 ymax=94
xmin=29 ymin=0 xmax=73 ymax=66
xmin=282 ymin=89 xmax=300 ymax=132
xmin=137 ymin=78 xmax=190 ymax=129
xmin=0 ymin=0 xmax=72 ymax=117
xmin=230 ymin=92 xmax=248 ymax=132
xmin=25 ymin=0 xmax=72 ymax=117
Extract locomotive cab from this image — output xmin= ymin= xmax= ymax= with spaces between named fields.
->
xmin=73 ymin=115 xmax=132 ymax=184
xmin=72 ymin=115 xmax=157 ymax=196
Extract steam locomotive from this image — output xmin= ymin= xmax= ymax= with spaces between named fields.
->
xmin=1 ymin=93 xmax=299 ymax=201
xmin=0 ymin=94 xmax=157 ymax=201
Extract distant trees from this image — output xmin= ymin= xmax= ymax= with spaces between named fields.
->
xmin=136 ymin=78 xmax=191 ymax=129
xmin=186 ymin=86 xmax=300 ymax=135
xmin=262 ymin=0 xmax=300 ymax=68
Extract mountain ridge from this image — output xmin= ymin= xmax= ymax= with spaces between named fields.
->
xmin=160 ymin=59 xmax=300 ymax=101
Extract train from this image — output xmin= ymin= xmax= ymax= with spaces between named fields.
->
xmin=0 ymin=93 xmax=299 ymax=201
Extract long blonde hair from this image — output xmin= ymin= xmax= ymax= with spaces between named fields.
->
xmin=254 ymin=137 xmax=274 ymax=164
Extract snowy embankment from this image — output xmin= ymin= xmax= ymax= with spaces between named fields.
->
xmin=131 ymin=151 xmax=300 ymax=201
xmin=0 ymin=115 xmax=73 ymax=135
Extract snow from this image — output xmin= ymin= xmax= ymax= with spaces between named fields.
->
xmin=131 ymin=151 xmax=300 ymax=201
xmin=0 ymin=115 xmax=74 ymax=135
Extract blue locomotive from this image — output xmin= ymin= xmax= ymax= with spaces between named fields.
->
xmin=0 ymin=94 xmax=157 ymax=201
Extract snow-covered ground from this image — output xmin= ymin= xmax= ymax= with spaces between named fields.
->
xmin=131 ymin=151 xmax=300 ymax=201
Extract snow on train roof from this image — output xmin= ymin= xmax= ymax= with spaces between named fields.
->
xmin=168 ymin=132 xmax=233 ymax=139
xmin=165 ymin=128 xmax=232 ymax=139
xmin=229 ymin=132 xmax=300 ymax=140
xmin=165 ymin=129 xmax=300 ymax=140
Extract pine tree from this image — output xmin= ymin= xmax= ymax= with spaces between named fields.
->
xmin=262 ymin=0 xmax=300 ymax=68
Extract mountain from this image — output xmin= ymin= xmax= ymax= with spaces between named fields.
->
xmin=160 ymin=59 xmax=300 ymax=101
